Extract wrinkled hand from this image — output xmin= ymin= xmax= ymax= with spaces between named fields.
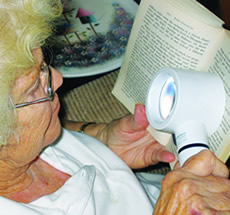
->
xmin=97 ymin=104 xmax=175 ymax=169
xmin=153 ymin=150 xmax=230 ymax=215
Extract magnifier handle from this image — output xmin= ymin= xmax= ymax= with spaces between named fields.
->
xmin=178 ymin=143 xmax=209 ymax=166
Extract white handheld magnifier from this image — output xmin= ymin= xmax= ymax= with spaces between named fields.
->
xmin=146 ymin=67 xmax=225 ymax=166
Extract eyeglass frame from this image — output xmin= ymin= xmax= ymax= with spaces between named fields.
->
xmin=15 ymin=63 xmax=54 ymax=108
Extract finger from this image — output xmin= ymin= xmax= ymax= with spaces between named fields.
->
xmin=153 ymin=188 xmax=173 ymax=214
xmin=119 ymin=104 xmax=148 ymax=133
xmin=203 ymin=197 xmax=230 ymax=212
xmin=162 ymin=169 xmax=230 ymax=198
xmin=158 ymin=182 xmax=188 ymax=215
xmin=156 ymin=185 xmax=230 ymax=215
xmin=158 ymin=180 xmax=210 ymax=214
xmin=173 ymin=161 xmax=180 ymax=169
xmin=203 ymin=209 xmax=230 ymax=215
xmin=182 ymin=150 xmax=229 ymax=178
xmin=187 ymin=193 xmax=230 ymax=214
xmin=133 ymin=103 xmax=149 ymax=130
xmin=216 ymin=211 xmax=230 ymax=215
xmin=147 ymin=144 xmax=175 ymax=164
xmin=157 ymin=149 xmax=175 ymax=163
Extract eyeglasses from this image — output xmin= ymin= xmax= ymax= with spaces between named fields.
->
xmin=15 ymin=62 xmax=54 ymax=108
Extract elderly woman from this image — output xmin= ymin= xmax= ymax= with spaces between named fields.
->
xmin=1 ymin=0 xmax=230 ymax=214
xmin=0 ymin=0 xmax=174 ymax=213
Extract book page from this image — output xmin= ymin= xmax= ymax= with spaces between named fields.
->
xmin=169 ymin=0 xmax=224 ymax=28
xmin=206 ymin=32 xmax=230 ymax=162
xmin=112 ymin=0 xmax=223 ymax=114
xmin=166 ymin=32 xmax=230 ymax=164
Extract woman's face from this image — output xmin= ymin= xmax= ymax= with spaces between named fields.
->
xmin=4 ymin=48 xmax=63 ymax=166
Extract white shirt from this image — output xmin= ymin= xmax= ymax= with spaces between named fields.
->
xmin=0 ymin=128 xmax=164 ymax=215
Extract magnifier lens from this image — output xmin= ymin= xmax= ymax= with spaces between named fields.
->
xmin=160 ymin=77 xmax=176 ymax=120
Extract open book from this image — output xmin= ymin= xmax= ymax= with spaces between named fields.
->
xmin=112 ymin=0 xmax=230 ymax=165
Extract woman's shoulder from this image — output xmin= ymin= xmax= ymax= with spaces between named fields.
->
xmin=40 ymin=128 xmax=132 ymax=174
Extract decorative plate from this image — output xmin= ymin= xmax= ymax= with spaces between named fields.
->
xmin=51 ymin=0 xmax=138 ymax=78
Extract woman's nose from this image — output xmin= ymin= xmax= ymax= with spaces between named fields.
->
xmin=51 ymin=67 xmax=63 ymax=92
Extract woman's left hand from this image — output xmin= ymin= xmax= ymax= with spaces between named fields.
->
xmin=97 ymin=104 xmax=175 ymax=169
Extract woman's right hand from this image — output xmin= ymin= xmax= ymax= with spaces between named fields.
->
xmin=153 ymin=150 xmax=230 ymax=214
